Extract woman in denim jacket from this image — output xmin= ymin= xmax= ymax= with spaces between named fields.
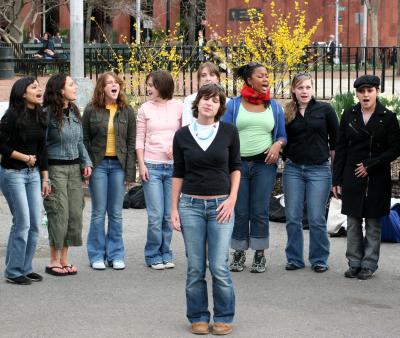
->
xmin=43 ymin=73 xmax=92 ymax=276
xmin=221 ymin=62 xmax=287 ymax=273
xmin=83 ymin=72 xmax=136 ymax=270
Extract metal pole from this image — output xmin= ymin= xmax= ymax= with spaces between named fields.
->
xmin=136 ymin=0 xmax=141 ymax=44
xmin=70 ymin=0 xmax=84 ymax=78
xmin=42 ymin=0 xmax=46 ymax=34
xmin=362 ymin=1 xmax=368 ymax=65
xmin=166 ymin=0 xmax=171 ymax=34
xmin=70 ymin=0 xmax=93 ymax=110
xmin=334 ymin=0 xmax=339 ymax=64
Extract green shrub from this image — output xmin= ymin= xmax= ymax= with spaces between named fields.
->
xmin=379 ymin=94 xmax=400 ymax=121
xmin=330 ymin=92 xmax=355 ymax=120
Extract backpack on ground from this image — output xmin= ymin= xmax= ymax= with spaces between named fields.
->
xmin=123 ymin=185 xmax=146 ymax=209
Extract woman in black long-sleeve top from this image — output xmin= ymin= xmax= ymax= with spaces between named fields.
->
xmin=171 ymin=83 xmax=241 ymax=335
xmin=0 ymin=77 xmax=50 ymax=285
xmin=283 ymin=72 xmax=339 ymax=273
xmin=333 ymin=75 xmax=400 ymax=280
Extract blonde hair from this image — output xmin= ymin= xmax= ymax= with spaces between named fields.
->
xmin=284 ymin=72 xmax=313 ymax=124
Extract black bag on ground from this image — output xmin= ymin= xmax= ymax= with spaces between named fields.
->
xmin=123 ymin=185 xmax=146 ymax=209
xmin=269 ymin=195 xmax=286 ymax=223
xmin=268 ymin=193 xmax=332 ymax=229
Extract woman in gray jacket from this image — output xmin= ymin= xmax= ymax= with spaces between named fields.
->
xmin=43 ymin=73 xmax=92 ymax=276
xmin=82 ymin=72 xmax=136 ymax=270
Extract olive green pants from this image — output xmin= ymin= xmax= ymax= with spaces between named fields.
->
xmin=44 ymin=164 xmax=84 ymax=249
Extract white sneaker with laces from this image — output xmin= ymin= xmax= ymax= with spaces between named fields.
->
xmin=150 ymin=262 xmax=165 ymax=270
xmin=112 ymin=260 xmax=126 ymax=270
xmin=163 ymin=261 xmax=175 ymax=269
xmin=92 ymin=261 xmax=106 ymax=270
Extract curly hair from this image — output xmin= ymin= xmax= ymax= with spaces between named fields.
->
xmin=43 ymin=73 xmax=80 ymax=129
xmin=91 ymin=72 xmax=128 ymax=110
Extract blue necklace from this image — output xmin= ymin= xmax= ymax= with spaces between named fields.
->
xmin=193 ymin=121 xmax=216 ymax=140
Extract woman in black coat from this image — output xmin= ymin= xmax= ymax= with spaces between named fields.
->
xmin=333 ymin=75 xmax=400 ymax=280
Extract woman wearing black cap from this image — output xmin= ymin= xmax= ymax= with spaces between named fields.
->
xmin=333 ymin=75 xmax=400 ymax=280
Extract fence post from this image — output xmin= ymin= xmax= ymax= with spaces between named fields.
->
xmin=381 ymin=47 xmax=386 ymax=93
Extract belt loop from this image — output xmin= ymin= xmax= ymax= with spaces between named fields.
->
xmin=190 ymin=197 xmax=194 ymax=205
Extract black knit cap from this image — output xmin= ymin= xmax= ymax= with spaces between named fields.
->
xmin=353 ymin=75 xmax=380 ymax=89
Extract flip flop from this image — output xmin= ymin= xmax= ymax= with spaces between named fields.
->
xmin=63 ymin=264 xmax=78 ymax=275
xmin=45 ymin=266 xmax=67 ymax=277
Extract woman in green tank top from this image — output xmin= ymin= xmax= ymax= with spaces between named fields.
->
xmin=221 ymin=62 xmax=287 ymax=273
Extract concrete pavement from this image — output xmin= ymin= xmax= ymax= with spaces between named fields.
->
xmin=0 ymin=194 xmax=399 ymax=337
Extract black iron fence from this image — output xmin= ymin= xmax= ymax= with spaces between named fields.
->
xmin=3 ymin=44 xmax=400 ymax=99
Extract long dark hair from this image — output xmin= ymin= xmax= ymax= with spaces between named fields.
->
xmin=8 ymin=76 xmax=46 ymax=128
xmin=43 ymin=73 xmax=81 ymax=129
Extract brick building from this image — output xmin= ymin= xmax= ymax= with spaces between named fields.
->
xmin=25 ymin=0 xmax=399 ymax=46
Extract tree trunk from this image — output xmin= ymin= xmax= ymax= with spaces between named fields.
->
xmin=85 ymin=4 xmax=93 ymax=42
xmin=370 ymin=0 xmax=380 ymax=47
xmin=187 ymin=2 xmax=197 ymax=45
xmin=104 ymin=14 xmax=114 ymax=43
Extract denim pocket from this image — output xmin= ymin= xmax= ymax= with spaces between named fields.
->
xmin=178 ymin=201 xmax=192 ymax=209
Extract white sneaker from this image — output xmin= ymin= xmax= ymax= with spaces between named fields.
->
xmin=163 ymin=261 xmax=175 ymax=269
xmin=112 ymin=260 xmax=126 ymax=270
xmin=92 ymin=261 xmax=106 ymax=270
xmin=150 ymin=262 xmax=165 ymax=270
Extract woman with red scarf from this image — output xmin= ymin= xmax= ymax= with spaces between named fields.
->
xmin=221 ymin=62 xmax=287 ymax=273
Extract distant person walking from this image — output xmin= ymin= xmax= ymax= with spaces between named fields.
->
xmin=326 ymin=34 xmax=336 ymax=65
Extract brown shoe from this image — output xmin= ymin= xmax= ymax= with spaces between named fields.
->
xmin=191 ymin=322 xmax=209 ymax=335
xmin=212 ymin=322 xmax=233 ymax=335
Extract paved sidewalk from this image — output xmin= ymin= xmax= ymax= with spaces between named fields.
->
xmin=0 ymin=194 xmax=399 ymax=337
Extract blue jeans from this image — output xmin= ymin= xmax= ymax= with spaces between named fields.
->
xmin=142 ymin=162 xmax=173 ymax=265
xmin=87 ymin=159 xmax=125 ymax=265
xmin=0 ymin=167 xmax=42 ymax=278
xmin=179 ymin=194 xmax=235 ymax=324
xmin=283 ymin=159 xmax=331 ymax=268
xmin=232 ymin=161 xmax=277 ymax=250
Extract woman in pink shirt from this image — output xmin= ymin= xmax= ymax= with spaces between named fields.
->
xmin=136 ymin=70 xmax=183 ymax=270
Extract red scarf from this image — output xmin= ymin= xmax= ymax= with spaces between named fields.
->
xmin=240 ymin=83 xmax=270 ymax=105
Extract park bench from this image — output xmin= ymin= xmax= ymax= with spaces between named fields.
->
xmin=14 ymin=43 xmax=70 ymax=76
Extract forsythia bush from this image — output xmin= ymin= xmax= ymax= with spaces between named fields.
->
xmin=205 ymin=0 xmax=322 ymax=93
